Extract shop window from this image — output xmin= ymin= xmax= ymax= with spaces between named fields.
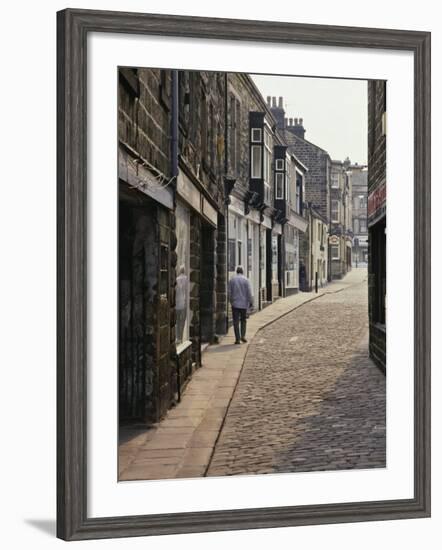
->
xmin=175 ymin=202 xmax=190 ymax=345
xmin=331 ymin=245 xmax=340 ymax=260
xmin=228 ymin=238 xmax=236 ymax=273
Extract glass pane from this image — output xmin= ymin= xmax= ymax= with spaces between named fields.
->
xmin=251 ymin=145 xmax=262 ymax=178
xmin=175 ymin=202 xmax=190 ymax=344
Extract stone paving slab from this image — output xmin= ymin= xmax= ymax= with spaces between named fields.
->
xmin=119 ymin=269 xmax=370 ymax=481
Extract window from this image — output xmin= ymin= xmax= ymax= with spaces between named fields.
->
xmin=175 ymin=202 xmax=190 ymax=345
xmin=275 ymin=172 xmax=284 ymax=199
xmin=354 ymin=219 xmax=359 ymax=233
xmin=331 ymin=173 xmax=340 ymax=188
xmin=263 ymin=129 xmax=272 ymax=184
xmin=359 ymin=195 xmax=367 ymax=209
xmin=264 ymin=183 xmax=271 ymax=204
xmin=251 ymin=145 xmax=262 ymax=178
xmin=229 ymin=95 xmax=241 ymax=174
xmin=228 ymin=239 xmax=236 ymax=272
xmin=275 ymin=159 xmax=284 ymax=171
xmin=331 ymin=245 xmax=340 ymax=260
xmin=331 ymin=199 xmax=340 ymax=222
xmin=209 ymin=103 xmax=215 ymax=169
xmin=360 ymin=219 xmax=367 ymax=233
xmin=251 ymin=128 xmax=262 ymax=142
xmin=296 ymin=172 xmax=303 ymax=214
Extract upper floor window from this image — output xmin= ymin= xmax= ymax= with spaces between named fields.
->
xmin=275 ymin=172 xmax=285 ymax=199
xmin=331 ymin=199 xmax=340 ymax=223
xmin=263 ymin=129 xmax=273 ymax=185
xmin=251 ymin=128 xmax=262 ymax=143
xmin=331 ymin=173 xmax=340 ymax=188
xmin=251 ymin=145 xmax=262 ymax=178
xmin=229 ymin=94 xmax=241 ymax=174
xmin=275 ymin=159 xmax=285 ymax=171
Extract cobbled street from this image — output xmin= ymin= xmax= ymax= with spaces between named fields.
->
xmin=206 ymin=270 xmax=386 ymax=476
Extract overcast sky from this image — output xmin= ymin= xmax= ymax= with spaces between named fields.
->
xmin=251 ymin=74 xmax=367 ymax=164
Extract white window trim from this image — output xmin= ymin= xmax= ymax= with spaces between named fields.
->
xmin=331 ymin=199 xmax=340 ymax=223
xmin=251 ymin=128 xmax=262 ymax=143
xmin=275 ymin=172 xmax=284 ymax=199
xmin=331 ymin=244 xmax=340 ymax=260
xmin=275 ymin=159 xmax=284 ymax=171
xmin=251 ymin=145 xmax=262 ymax=178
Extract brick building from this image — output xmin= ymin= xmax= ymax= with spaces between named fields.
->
xmin=367 ymin=80 xmax=387 ymax=372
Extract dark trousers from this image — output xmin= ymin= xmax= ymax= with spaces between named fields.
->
xmin=232 ymin=307 xmax=247 ymax=341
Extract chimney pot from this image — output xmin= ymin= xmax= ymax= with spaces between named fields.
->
xmin=266 ymin=96 xmax=271 ymax=106
xmin=272 ymin=97 xmax=277 ymax=107
xmin=294 ymin=118 xmax=298 ymax=125
xmin=284 ymin=117 xmax=288 ymax=126
xmin=278 ymin=96 xmax=283 ymax=108
xmin=299 ymin=118 xmax=303 ymax=125
xmin=289 ymin=118 xmax=293 ymax=126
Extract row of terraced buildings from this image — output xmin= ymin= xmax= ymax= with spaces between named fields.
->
xmin=118 ymin=68 xmax=386 ymax=426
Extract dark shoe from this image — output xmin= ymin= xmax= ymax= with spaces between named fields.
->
xmin=234 ymin=340 xmax=241 ymax=345
xmin=241 ymin=338 xmax=248 ymax=343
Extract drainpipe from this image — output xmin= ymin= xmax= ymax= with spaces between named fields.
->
xmin=171 ymin=70 xmax=179 ymax=398
xmin=171 ymin=70 xmax=179 ymax=179
xmin=224 ymin=73 xmax=229 ymax=334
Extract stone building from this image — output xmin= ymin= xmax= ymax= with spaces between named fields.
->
xmin=329 ymin=159 xmax=353 ymax=279
xmin=118 ymin=68 xmax=228 ymax=425
xmin=367 ymin=80 xmax=387 ymax=372
xmin=299 ymin=204 xmax=329 ymax=291
xmin=269 ymin=105 xmax=331 ymax=287
xmin=350 ymin=163 xmax=369 ymax=266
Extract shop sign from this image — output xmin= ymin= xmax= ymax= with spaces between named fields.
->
xmin=368 ymin=183 xmax=386 ymax=220
xmin=177 ymin=170 xmax=201 ymax=213
xmin=201 ymin=197 xmax=218 ymax=227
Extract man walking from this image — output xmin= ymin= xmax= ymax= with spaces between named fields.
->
xmin=228 ymin=266 xmax=253 ymax=345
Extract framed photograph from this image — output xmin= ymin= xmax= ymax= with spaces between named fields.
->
xmin=57 ymin=8 xmax=431 ymax=541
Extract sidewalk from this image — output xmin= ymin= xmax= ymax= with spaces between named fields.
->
xmin=119 ymin=268 xmax=368 ymax=481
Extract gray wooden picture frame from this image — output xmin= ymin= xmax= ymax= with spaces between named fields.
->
xmin=57 ymin=8 xmax=431 ymax=541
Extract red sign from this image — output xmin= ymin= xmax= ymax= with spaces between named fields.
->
xmin=368 ymin=184 xmax=386 ymax=219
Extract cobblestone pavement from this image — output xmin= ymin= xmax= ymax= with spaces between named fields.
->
xmin=207 ymin=270 xmax=386 ymax=476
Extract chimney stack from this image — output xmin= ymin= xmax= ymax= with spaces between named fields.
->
xmin=285 ymin=116 xmax=306 ymax=139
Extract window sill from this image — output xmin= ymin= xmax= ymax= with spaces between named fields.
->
xmin=176 ymin=340 xmax=192 ymax=356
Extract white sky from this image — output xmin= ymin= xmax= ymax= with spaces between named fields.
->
xmin=251 ymin=74 xmax=368 ymax=164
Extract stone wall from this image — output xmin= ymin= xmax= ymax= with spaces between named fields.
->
xmin=119 ymin=68 xmax=172 ymax=179
xmin=367 ymin=79 xmax=387 ymax=373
